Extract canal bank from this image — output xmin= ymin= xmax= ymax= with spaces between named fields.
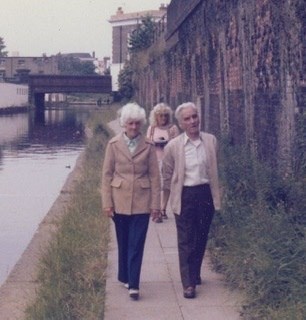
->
xmin=0 ymin=148 xmax=86 ymax=319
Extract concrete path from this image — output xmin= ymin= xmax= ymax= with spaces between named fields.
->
xmin=104 ymin=216 xmax=242 ymax=320
xmin=104 ymin=120 xmax=242 ymax=320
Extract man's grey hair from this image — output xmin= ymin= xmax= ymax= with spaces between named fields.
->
xmin=174 ymin=102 xmax=198 ymax=123
xmin=119 ymin=102 xmax=147 ymax=127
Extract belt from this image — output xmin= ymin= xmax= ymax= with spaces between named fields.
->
xmin=183 ymin=184 xmax=209 ymax=189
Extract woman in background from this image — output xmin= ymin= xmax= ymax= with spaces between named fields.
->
xmin=146 ymin=103 xmax=179 ymax=222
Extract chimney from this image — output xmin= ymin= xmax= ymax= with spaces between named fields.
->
xmin=117 ymin=7 xmax=124 ymax=15
xmin=159 ymin=4 xmax=167 ymax=11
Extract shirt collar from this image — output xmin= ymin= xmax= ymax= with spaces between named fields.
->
xmin=123 ymin=132 xmax=141 ymax=143
xmin=183 ymin=132 xmax=202 ymax=145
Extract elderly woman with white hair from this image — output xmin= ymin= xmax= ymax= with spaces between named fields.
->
xmin=146 ymin=102 xmax=179 ymax=222
xmin=102 ymin=102 xmax=161 ymax=300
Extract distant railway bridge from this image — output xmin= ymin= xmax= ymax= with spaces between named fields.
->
xmin=28 ymin=74 xmax=112 ymax=108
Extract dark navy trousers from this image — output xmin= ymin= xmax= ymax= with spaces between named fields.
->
xmin=175 ymin=184 xmax=215 ymax=288
xmin=113 ymin=213 xmax=150 ymax=290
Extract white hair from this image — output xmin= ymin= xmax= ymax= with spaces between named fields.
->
xmin=175 ymin=102 xmax=198 ymax=123
xmin=148 ymin=103 xmax=174 ymax=126
xmin=119 ymin=102 xmax=147 ymax=127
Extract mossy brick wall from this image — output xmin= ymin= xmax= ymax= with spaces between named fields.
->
xmin=134 ymin=0 xmax=306 ymax=171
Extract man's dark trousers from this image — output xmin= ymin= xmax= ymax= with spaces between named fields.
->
xmin=113 ymin=213 xmax=150 ymax=290
xmin=175 ymin=184 xmax=215 ymax=288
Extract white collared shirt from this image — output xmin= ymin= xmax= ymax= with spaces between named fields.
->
xmin=183 ymin=133 xmax=209 ymax=186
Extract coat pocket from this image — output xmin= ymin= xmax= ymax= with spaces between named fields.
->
xmin=139 ymin=179 xmax=150 ymax=189
xmin=111 ymin=177 xmax=123 ymax=188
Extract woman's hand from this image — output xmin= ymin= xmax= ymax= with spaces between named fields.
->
xmin=104 ymin=207 xmax=114 ymax=218
xmin=150 ymin=209 xmax=160 ymax=221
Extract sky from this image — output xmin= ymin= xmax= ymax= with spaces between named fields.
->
xmin=0 ymin=0 xmax=169 ymax=59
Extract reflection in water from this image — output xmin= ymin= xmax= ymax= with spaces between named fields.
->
xmin=0 ymin=106 xmax=91 ymax=286
xmin=0 ymin=113 xmax=28 ymax=146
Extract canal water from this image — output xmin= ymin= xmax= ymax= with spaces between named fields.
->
xmin=0 ymin=106 xmax=91 ymax=286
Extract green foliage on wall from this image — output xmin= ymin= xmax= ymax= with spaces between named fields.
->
xmin=210 ymin=138 xmax=306 ymax=319
xmin=128 ymin=16 xmax=156 ymax=52
xmin=118 ymin=62 xmax=134 ymax=100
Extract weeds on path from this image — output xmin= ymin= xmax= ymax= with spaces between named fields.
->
xmin=210 ymin=138 xmax=306 ymax=320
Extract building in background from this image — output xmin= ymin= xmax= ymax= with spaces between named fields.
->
xmin=95 ymin=56 xmax=111 ymax=75
xmin=0 ymin=55 xmax=60 ymax=83
xmin=109 ymin=4 xmax=167 ymax=91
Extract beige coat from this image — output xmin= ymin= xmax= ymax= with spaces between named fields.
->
xmin=162 ymin=132 xmax=221 ymax=214
xmin=101 ymin=133 xmax=161 ymax=215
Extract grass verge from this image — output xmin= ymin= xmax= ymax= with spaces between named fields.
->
xmin=209 ymin=138 xmax=306 ymax=320
xmin=25 ymin=104 xmax=120 ymax=319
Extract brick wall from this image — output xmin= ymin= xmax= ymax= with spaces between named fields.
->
xmin=133 ymin=0 xmax=306 ymax=171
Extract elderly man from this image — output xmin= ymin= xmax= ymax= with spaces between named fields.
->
xmin=162 ymin=102 xmax=221 ymax=299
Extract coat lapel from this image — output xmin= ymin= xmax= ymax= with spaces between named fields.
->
xmin=176 ymin=134 xmax=186 ymax=186
xmin=117 ymin=133 xmax=133 ymax=160
xmin=201 ymin=132 xmax=212 ymax=170
xmin=132 ymin=135 xmax=147 ymax=158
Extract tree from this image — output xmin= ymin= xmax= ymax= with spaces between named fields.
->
xmin=103 ymin=67 xmax=110 ymax=76
xmin=118 ymin=62 xmax=134 ymax=100
xmin=128 ymin=16 xmax=156 ymax=52
xmin=0 ymin=37 xmax=8 ymax=57
xmin=57 ymin=55 xmax=96 ymax=75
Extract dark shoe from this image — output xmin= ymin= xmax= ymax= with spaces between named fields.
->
xmin=183 ymin=286 xmax=196 ymax=299
xmin=161 ymin=210 xmax=168 ymax=220
xmin=154 ymin=216 xmax=163 ymax=223
xmin=129 ymin=288 xmax=139 ymax=300
xmin=196 ymin=276 xmax=202 ymax=285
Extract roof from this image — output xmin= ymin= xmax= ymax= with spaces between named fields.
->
xmin=109 ymin=9 xmax=166 ymax=23
xmin=61 ymin=53 xmax=92 ymax=58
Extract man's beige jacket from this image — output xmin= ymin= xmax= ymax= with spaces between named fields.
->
xmin=162 ymin=132 xmax=221 ymax=214
xmin=102 ymin=133 xmax=161 ymax=214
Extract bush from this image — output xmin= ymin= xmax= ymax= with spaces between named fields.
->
xmin=128 ymin=16 xmax=156 ymax=52
xmin=118 ymin=62 xmax=134 ymax=101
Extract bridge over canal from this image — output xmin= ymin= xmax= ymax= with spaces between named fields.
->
xmin=28 ymin=74 xmax=112 ymax=108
